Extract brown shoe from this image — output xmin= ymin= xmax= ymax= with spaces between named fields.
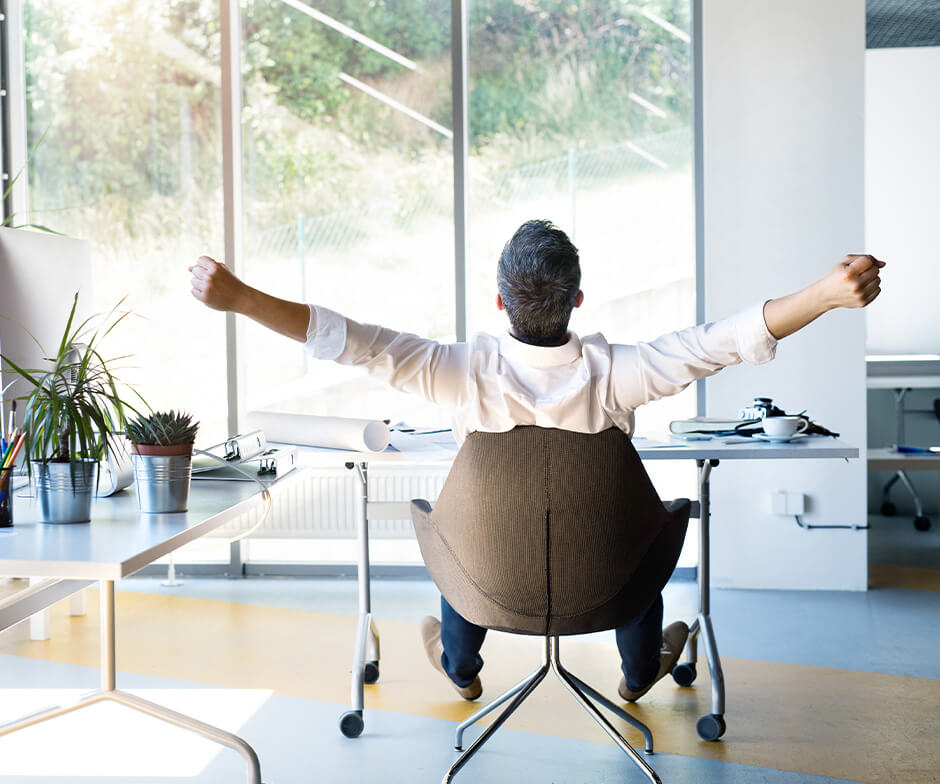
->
xmin=618 ymin=621 xmax=689 ymax=702
xmin=420 ymin=616 xmax=482 ymax=701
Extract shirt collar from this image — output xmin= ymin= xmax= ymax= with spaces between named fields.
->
xmin=498 ymin=330 xmax=583 ymax=368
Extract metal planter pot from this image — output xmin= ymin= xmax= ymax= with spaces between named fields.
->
xmin=132 ymin=444 xmax=193 ymax=514
xmin=35 ymin=460 xmax=98 ymax=524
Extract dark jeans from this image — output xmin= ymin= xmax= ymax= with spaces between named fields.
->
xmin=440 ymin=593 xmax=663 ymax=691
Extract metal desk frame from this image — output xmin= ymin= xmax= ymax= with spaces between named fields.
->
xmin=0 ymin=478 xmax=285 ymax=784
xmin=337 ymin=438 xmax=857 ymax=742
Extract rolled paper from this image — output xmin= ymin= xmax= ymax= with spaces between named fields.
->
xmin=245 ymin=411 xmax=390 ymax=453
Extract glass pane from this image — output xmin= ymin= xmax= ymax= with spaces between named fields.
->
xmin=240 ymin=0 xmax=453 ymax=426
xmin=466 ymin=1 xmax=696 ymax=500
xmin=23 ymin=0 xmax=228 ymax=442
xmin=467 ymin=0 xmax=694 ymax=365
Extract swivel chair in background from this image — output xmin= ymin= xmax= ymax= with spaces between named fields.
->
xmin=411 ymin=426 xmax=691 ymax=784
xmin=880 ymin=397 xmax=940 ymax=531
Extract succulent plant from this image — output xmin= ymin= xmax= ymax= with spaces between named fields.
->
xmin=126 ymin=410 xmax=199 ymax=447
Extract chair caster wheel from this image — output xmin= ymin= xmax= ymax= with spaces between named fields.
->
xmin=914 ymin=516 xmax=931 ymax=531
xmin=696 ymin=713 xmax=726 ymax=741
xmin=364 ymin=660 xmax=380 ymax=684
xmin=672 ymin=662 xmax=697 ymax=687
xmin=339 ymin=710 xmax=364 ymax=738
xmin=881 ymin=501 xmax=896 ymax=516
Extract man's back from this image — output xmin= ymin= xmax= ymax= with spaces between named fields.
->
xmin=303 ymin=301 xmax=776 ymax=441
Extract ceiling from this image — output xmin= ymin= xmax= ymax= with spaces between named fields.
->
xmin=867 ymin=0 xmax=940 ymax=48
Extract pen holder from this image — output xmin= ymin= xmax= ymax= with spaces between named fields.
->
xmin=0 ymin=467 xmax=14 ymax=527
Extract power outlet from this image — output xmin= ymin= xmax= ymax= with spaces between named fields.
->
xmin=772 ymin=491 xmax=805 ymax=516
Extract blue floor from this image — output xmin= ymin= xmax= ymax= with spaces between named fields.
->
xmin=0 ymin=656 xmax=865 ymax=784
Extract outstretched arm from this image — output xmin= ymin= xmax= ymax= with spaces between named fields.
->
xmin=609 ymin=253 xmax=886 ymax=408
xmin=189 ymin=256 xmax=308 ymax=341
xmin=763 ymin=254 xmax=885 ymax=339
xmin=188 ymin=255 xmax=471 ymax=408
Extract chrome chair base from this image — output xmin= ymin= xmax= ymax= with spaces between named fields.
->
xmin=444 ymin=636 xmax=661 ymax=784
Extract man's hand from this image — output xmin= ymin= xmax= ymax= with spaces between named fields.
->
xmin=188 ymin=255 xmax=310 ymax=342
xmin=189 ymin=256 xmax=249 ymax=313
xmin=763 ymin=254 xmax=886 ymax=340
xmin=816 ymin=254 xmax=885 ymax=310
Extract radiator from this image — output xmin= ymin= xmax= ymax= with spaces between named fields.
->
xmin=212 ymin=464 xmax=449 ymax=539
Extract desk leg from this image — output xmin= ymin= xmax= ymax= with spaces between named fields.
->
xmin=69 ymin=588 xmax=87 ymax=616
xmin=0 ymin=580 xmax=264 ymax=784
xmin=677 ymin=459 xmax=726 ymax=741
xmin=28 ymin=577 xmax=51 ymax=641
xmin=339 ymin=461 xmax=380 ymax=739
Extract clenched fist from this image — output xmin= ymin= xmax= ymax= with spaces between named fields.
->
xmin=818 ymin=254 xmax=885 ymax=310
xmin=189 ymin=256 xmax=248 ymax=313
xmin=188 ymin=255 xmax=309 ymax=341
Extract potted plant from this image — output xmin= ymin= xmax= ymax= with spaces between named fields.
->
xmin=126 ymin=410 xmax=199 ymax=513
xmin=0 ymin=293 xmax=140 ymax=523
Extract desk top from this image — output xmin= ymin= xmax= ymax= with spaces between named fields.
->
xmin=293 ymin=436 xmax=858 ymax=464
xmin=868 ymin=447 xmax=940 ymax=471
xmin=867 ymin=356 xmax=940 ymax=389
xmin=1 ymin=436 xmax=857 ymax=578
xmin=632 ymin=436 xmax=857 ymax=461
xmin=0 ymin=478 xmax=273 ymax=580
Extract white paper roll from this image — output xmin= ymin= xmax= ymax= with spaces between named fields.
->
xmin=245 ymin=411 xmax=390 ymax=453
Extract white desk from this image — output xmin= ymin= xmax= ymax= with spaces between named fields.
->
xmin=330 ymin=434 xmax=858 ymax=743
xmin=866 ymin=355 xmax=940 ymax=391
xmin=866 ymin=358 xmax=940 ymax=529
xmin=0 ymin=474 xmax=291 ymax=784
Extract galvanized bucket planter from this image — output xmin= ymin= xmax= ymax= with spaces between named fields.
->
xmin=131 ymin=443 xmax=193 ymax=514
xmin=35 ymin=460 xmax=98 ymax=524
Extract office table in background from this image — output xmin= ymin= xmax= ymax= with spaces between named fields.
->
xmin=866 ymin=355 xmax=940 ymax=530
xmin=325 ymin=433 xmax=858 ymax=743
xmin=0 ymin=475 xmax=296 ymax=784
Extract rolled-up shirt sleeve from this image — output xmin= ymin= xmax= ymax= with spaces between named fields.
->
xmin=304 ymin=304 xmax=348 ymax=360
xmin=609 ymin=302 xmax=778 ymax=408
xmin=304 ymin=304 xmax=469 ymax=408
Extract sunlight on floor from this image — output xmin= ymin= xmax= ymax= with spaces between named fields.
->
xmin=0 ymin=688 xmax=271 ymax=777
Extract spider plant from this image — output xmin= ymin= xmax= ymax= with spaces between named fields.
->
xmin=0 ymin=292 xmax=145 ymax=478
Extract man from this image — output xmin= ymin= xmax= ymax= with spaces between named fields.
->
xmin=190 ymin=219 xmax=883 ymax=703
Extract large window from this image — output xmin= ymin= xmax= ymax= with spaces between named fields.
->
xmin=21 ymin=0 xmax=229 ymax=441
xmin=238 ymin=0 xmax=454 ymax=425
xmin=234 ymin=0 xmax=695 ymax=442
xmin=12 ymin=1 xmax=696 ymax=538
xmin=467 ymin=2 xmax=695 ymax=442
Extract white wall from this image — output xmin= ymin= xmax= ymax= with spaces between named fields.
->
xmin=702 ymin=0 xmax=868 ymax=590
xmin=865 ymin=46 xmax=940 ymax=355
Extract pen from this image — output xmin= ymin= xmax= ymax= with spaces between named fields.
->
xmin=2 ymin=432 xmax=24 ymax=469
xmin=7 ymin=400 xmax=15 ymax=440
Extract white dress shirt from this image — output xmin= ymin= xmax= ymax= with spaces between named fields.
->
xmin=304 ymin=303 xmax=778 ymax=443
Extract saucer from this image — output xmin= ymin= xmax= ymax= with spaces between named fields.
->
xmin=755 ymin=433 xmax=809 ymax=443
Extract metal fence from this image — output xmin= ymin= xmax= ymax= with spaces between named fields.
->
xmin=248 ymin=127 xmax=691 ymax=265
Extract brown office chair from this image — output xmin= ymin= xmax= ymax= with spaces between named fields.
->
xmin=411 ymin=426 xmax=690 ymax=784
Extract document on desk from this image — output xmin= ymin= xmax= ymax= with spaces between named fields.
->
xmin=632 ymin=435 xmax=690 ymax=449
xmin=388 ymin=428 xmax=458 ymax=461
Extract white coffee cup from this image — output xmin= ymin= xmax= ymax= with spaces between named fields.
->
xmin=762 ymin=416 xmax=809 ymax=438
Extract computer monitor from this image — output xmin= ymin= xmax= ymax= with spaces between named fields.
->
xmin=0 ymin=227 xmax=92 ymax=428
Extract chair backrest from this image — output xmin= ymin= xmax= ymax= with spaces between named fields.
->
xmin=411 ymin=426 xmax=690 ymax=636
